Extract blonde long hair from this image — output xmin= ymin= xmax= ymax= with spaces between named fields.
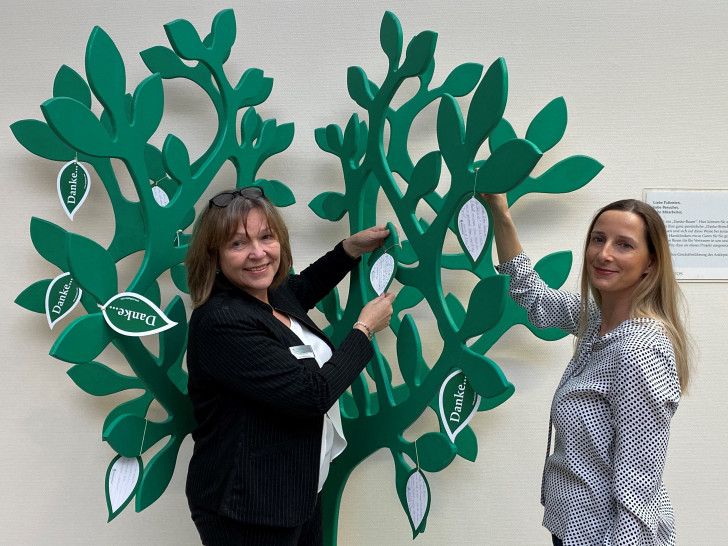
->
xmin=577 ymin=199 xmax=691 ymax=391
xmin=186 ymin=192 xmax=292 ymax=308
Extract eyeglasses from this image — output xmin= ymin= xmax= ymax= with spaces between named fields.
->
xmin=208 ymin=186 xmax=265 ymax=208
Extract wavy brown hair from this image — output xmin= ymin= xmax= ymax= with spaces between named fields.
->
xmin=186 ymin=191 xmax=292 ymax=308
xmin=577 ymin=199 xmax=692 ymax=391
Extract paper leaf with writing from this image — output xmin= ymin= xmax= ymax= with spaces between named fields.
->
xmin=105 ymin=455 xmax=142 ymax=521
xmin=438 ymin=369 xmax=481 ymax=442
xmin=367 ymin=221 xmax=400 ymax=295
xmin=457 ymin=196 xmax=489 ymax=264
xmin=102 ymin=292 xmax=177 ymax=337
xmin=45 ymin=272 xmax=82 ymax=329
xmin=152 ymin=185 xmax=170 ymax=206
xmin=56 ymin=160 xmax=90 ymax=220
xmin=405 ymin=468 xmax=431 ymax=536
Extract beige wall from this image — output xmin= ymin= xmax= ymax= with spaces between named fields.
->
xmin=2 ymin=0 xmax=726 ymax=543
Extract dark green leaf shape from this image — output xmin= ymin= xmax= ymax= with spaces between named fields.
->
xmin=509 ymin=155 xmax=604 ymax=205
xmin=131 ymin=74 xmax=164 ymax=141
xmin=53 ymin=65 xmax=92 ymax=108
xmin=236 ymin=69 xmax=273 ymax=106
xmin=143 ymin=280 xmax=161 ymax=308
xmin=398 ymin=31 xmax=437 ymax=78
xmin=535 ymin=251 xmax=573 ymax=289
xmin=144 ymin=144 xmax=166 ymax=181
xmin=350 ymin=374 xmax=371 ymax=417
xmin=397 ymin=315 xmax=424 ymax=387
xmin=416 ymin=432 xmax=456 ymax=472
xmin=50 ymin=313 xmax=115 ymax=363
xmin=404 ymin=151 xmax=441 ymax=205
xmin=10 ymin=119 xmax=74 ymax=161
xmin=30 ymin=217 xmax=68 ymax=269
xmin=159 ymin=297 xmax=188 ymax=371
xmin=380 ymin=11 xmax=403 ymax=70
xmin=257 ymin=179 xmax=295 ymax=207
xmin=241 ymin=107 xmax=263 ymax=142
xmin=342 ymin=114 xmax=361 ymax=161
xmin=136 ymin=437 xmax=182 ymax=512
xmin=170 ymin=264 xmax=189 ymax=294
xmin=15 ymin=279 xmax=53 ymax=313
xmin=162 ymin=134 xmax=191 ymax=183
xmin=436 ymin=95 xmax=466 ymax=172
xmin=140 ymin=46 xmax=194 ymax=79
xmin=440 ymin=63 xmax=483 ymax=97
xmin=86 ymin=27 xmax=127 ymax=116
xmin=209 ymin=9 xmax=236 ymax=61
xmin=164 ymin=18 xmax=207 ymax=61
xmin=309 ymin=191 xmax=347 ymax=221
xmin=526 ymin=97 xmax=567 ymax=154
xmin=488 ymin=118 xmax=517 ymax=152
xmin=445 ymin=293 xmax=466 ymax=330
xmin=67 ymin=361 xmax=142 ymax=396
xmin=41 ymin=97 xmax=115 ymax=157
xmin=465 ymin=57 xmax=507 ymax=156
xmin=475 ymin=138 xmax=542 ymax=194
xmin=459 ymin=275 xmax=508 ymax=340
xmin=397 ymin=241 xmax=418 ymax=265
xmin=103 ymin=415 xmax=168 ymax=458
xmin=66 ymin=233 xmax=118 ymax=302
xmin=453 ymin=424 xmax=478 ymax=461
xmin=459 ymin=350 xmax=513 ymax=399
xmin=103 ymin=392 xmax=153 ymax=433
xmin=348 ymin=67 xmax=375 ymax=109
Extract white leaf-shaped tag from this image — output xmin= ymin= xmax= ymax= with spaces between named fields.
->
xmin=438 ymin=369 xmax=481 ymax=442
xmin=406 ymin=469 xmax=429 ymax=530
xmin=152 ymin=185 xmax=170 ymax=206
xmin=457 ymin=196 xmax=489 ymax=262
xmin=45 ymin=272 xmax=82 ymax=329
xmin=105 ymin=455 xmax=142 ymax=521
xmin=370 ymin=253 xmax=395 ymax=295
xmin=57 ymin=160 xmax=91 ymax=220
xmin=101 ymin=292 xmax=177 ymax=337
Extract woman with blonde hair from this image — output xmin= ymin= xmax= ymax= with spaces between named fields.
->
xmin=184 ymin=186 xmax=394 ymax=545
xmin=485 ymin=193 xmax=690 ymax=545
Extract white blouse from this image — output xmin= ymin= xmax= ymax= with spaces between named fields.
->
xmin=287 ymin=316 xmax=348 ymax=492
xmin=497 ymin=252 xmax=681 ymax=545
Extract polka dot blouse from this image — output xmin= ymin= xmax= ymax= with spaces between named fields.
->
xmin=497 ymin=252 xmax=681 ymax=545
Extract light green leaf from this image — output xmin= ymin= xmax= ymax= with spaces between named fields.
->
xmin=86 ymin=27 xmax=127 ymax=116
xmin=41 ymin=97 xmax=115 ymax=157
xmin=526 ymin=97 xmax=567 ymax=153
xmin=140 ymin=46 xmax=193 ymax=79
xmin=309 ymin=191 xmax=347 ymax=221
xmin=348 ymin=67 xmax=375 ymax=109
xmin=53 ymin=65 xmax=92 ymax=108
xmin=440 ymin=63 xmax=483 ymax=97
xmin=398 ymin=31 xmax=437 ymax=78
xmin=10 ymin=120 xmax=74 ymax=161
xmin=164 ymin=18 xmax=207 ymax=61
xmin=475 ymin=138 xmax=542 ymax=194
xmin=380 ymin=11 xmax=403 ymax=70
xmin=209 ymin=9 xmax=236 ymax=61
xmin=465 ymin=57 xmax=507 ymax=156
xmin=15 ymin=279 xmax=52 ymax=314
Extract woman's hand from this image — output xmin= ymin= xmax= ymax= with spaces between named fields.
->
xmin=479 ymin=193 xmax=509 ymax=217
xmin=354 ymin=292 xmax=395 ymax=338
xmin=343 ymin=225 xmax=391 ymax=259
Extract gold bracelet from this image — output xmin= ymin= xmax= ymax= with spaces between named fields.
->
xmin=353 ymin=321 xmax=373 ymax=341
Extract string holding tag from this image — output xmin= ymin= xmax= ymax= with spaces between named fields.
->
xmin=414 ymin=439 xmax=420 ymax=471
xmin=152 ymin=176 xmax=169 ymax=187
xmin=471 ymin=167 xmax=479 ymax=197
xmin=140 ymin=418 xmax=149 ymax=456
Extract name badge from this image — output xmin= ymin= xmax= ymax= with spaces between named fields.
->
xmin=290 ymin=345 xmax=315 ymax=359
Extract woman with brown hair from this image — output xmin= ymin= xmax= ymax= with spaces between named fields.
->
xmin=485 ymin=193 xmax=690 ymax=546
xmin=184 ymin=186 xmax=394 ymax=545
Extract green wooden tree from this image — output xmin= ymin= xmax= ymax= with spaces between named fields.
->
xmin=311 ymin=11 xmax=602 ymax=543
xmin=11 ymin=9 xmax=602 ymax=541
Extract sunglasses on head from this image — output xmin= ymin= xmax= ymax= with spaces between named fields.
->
xmin=208 ymin=186 xmax=264 ymax=208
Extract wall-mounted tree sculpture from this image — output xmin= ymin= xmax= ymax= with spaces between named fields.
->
xmin=11 ymin=8 xmax=602 ymax=542
xmin=310 ymin=11 xmax=602 ymax=543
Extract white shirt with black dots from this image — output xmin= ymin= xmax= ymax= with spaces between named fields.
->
xmin=497 ymin=252 xmax=681 ymax=546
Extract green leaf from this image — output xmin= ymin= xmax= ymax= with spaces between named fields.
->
xmin=453 ymin=424 xmax=478 ymax=461
xmin=380 ymin=11 xmax=403 ymax=70
xmin=209 ymin=9 xmax=236 ymax=62
xmin=309 ymin=191 xmax=347 ymax=221
xmin=85 ymin=27 xmax=127 ymax=116
xmin=15 ymin=279 xmax=53 ymax=313
xmin=53 ymin=65 xmax=92 ymax=108
xmin=398 ymin=31 xmax=437 ymax=78
xmin=436 ymin=95 xmax=465 ymax=173
xmin=459 ymin=350 xmax=513 ymax=399
xmin=162 ymin=134 xmax=191 ymax=182
xmin=397 ymin=315 xmax=424 ymax=387
xmin=488 ymin=118 xmax=517 ymax=152
xmin=347 ymin=66 xmax=375 ymax=109
xmin=30 ymin=217 xmax=69 ymax=270
xmin=342 ymin=114 xmax=361 ymax=161
xmin=170 ymin=264 xmax=189 ymax=294
xmin=445 ymin=293 xmax=466 ymax=330
xmin=465 ymin=58 xmax=507 ymax=157
xmin=164 ymin=18 xmax=207 ymax=61
xmin=159 ymin=296 xmax=188 ymax=371
xmin=397 ymin=242 xmax=418 ymax=266
xmin=104 ymin=415 xmax=167 ymax=457
xmin=416 ymin=432 xmax=456 ymax=472
xmin=526 ymin=97 xmax=567 ymax=153
xmin=405 ymin=151 xmax=441 ymax=204
xmin=257 ymin=179 xmax=296 ymax=208
xmin=535 ymin=251 xmax=573 ymax=289
xmin=10 ymin=119 xmax=74 ymax=161
xmin=269 ymin=122 xmax=295 ymax=156
xmin=236 ymin=69 xmax=273 ymax=106
xmin=67 ymin=361 xmax=142 ymax=396
xmin=66 ymin=233 xmax=118 ymax=302
xmin=136 ymin=437 xmax=182 ymax=512
xmin=140 ymin=46 xmax=192 ymax=79
xmin=131 ymin=74 xmax=164 ymax=141
xmin=350 ymin=374 xmax=370 ymax=417
xmin=440 ymin=63 xmax=483 ymax=97
xmin=41 ymin=97 xmax=115 ymax=156
xmin=50 ymin=313 xmax=115 ymax=363
xmin=459 ymin=275 xmax=508 ymax=340
xmin=475 ymin=138 xmax=542 ymax=194
xmin=103 ymin=392 xmax=153 ymax=433
xmin=325 ymin=124 xmax=343 ymax=155
xmin=241 ymin=108 xmax=263 ymax=142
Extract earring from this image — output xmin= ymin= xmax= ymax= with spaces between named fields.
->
xmin=216 ymin=268 xmax=220 ymax=274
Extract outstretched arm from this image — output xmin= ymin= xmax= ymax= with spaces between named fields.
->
xmin=481 ymin=193 xmax=522 ymax=264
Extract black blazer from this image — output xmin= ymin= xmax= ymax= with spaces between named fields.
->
xmin=185 ymin=242 xmax=373 ymax=526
